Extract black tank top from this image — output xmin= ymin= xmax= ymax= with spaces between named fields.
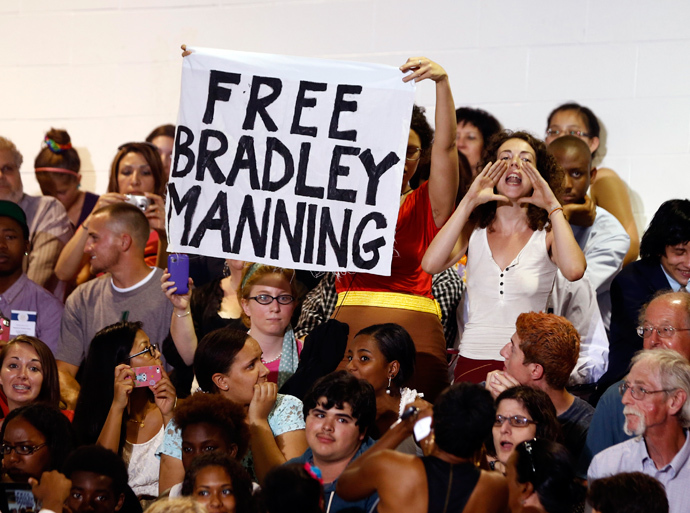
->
xmin=422 ymin=456 xmax=480 ymax=513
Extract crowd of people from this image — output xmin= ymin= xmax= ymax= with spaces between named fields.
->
xmin=0 ymin=55 xmax=689 ymax=513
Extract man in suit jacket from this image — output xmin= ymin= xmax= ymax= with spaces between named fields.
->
xmin=599 ymin=199 xmax=690 ymax=394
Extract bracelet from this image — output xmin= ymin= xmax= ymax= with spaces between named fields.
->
xmin=175 ymin=310 xmax=191 ymax=318
xmin=548 ymin=206 xmax=563 ymax=218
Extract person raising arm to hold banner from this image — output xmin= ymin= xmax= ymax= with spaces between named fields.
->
xmin=334 ymin=57 xmax=458 ymax=404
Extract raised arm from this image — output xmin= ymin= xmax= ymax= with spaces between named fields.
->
xmin=162 ymin=271 xmax=197 ymax=366
xmin=518 ymin=161 xmax=586 ymax=281
xmin=422 ymin=160 xmax=508 ymax=273
xmin=247 ymin=383 xmax=308 ymax=484
xmin=400 ymin=57 xmax=459 ymax=227
xmin=97 ymin=364 xmax=134 ymax=452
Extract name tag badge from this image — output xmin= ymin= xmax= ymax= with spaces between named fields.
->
xmin=10 ymin=310 xmax=37 ymax=337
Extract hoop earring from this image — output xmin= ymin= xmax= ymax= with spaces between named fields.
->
xmin=386 ymin=376 xmax=392 ymax=395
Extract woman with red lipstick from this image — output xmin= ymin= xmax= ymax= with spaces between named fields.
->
xmin=423 ymin=130 xmax=586 ymax=383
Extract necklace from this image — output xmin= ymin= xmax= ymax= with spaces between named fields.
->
xmin=128 ymin=417 xmax=145 ymax=427
xmin=261 ymin=352 xmax=282 ymax=364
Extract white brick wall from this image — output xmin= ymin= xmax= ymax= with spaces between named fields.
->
xmin=1 ymin=0 xmax=688 ymax=232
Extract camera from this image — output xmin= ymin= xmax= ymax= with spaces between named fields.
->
xmin=124 ymin=194 xmax=151 ymax=211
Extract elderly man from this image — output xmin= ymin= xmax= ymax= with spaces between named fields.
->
xmin=0 ymin=136 xmax=72 ymax=299
xmin=588 ymin=349 xmax=690 ymax=513
xmin=56 ymin=202 xmax=174 ymax=403
xmin=486 ymin=312 xmax=594 ymax=463
xmin=583 ymin=291 xmax=690 ymax=465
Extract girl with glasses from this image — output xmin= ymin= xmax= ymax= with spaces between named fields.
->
xmin=0 ymin=403 xmax=75 ymax=483
xmin=72 ymin=321 xmax=177 ymax=500
xmin=489 ymin=386 xmax=562 ymax=474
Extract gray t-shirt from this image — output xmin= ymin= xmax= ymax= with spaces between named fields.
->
xmin=57 ymin=268 xmax=173 ymax=367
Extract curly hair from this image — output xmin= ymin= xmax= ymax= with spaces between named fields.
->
xmin=173 ymin=393 xmax=250 ymax=460
xmin=516 ymin=312 xmax=580 ymax=390
xmin=473 ymin=130 xmax=564 ymax=232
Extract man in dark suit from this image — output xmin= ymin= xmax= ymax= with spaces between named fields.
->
xmin=598 ymin=199 xmax=690 ymax=395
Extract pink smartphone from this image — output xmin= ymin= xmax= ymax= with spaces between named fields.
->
xmin=132 ymin=365 xmax=162 ymax=387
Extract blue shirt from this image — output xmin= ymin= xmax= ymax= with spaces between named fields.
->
xmin=288 ymin=436 xmax=378 ymax=513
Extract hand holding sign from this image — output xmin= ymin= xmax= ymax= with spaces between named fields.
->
xmin=167 ymin=48 xmax=416 ymax=276
xmin=400 ymin=57 xmax=448 ymax=84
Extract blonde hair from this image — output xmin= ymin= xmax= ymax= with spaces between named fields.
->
xmin=144 ymin=498 xmax=207 ymax=513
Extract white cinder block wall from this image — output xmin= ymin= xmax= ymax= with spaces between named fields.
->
xmin=2 ymin=0 xmax=689 ymax=232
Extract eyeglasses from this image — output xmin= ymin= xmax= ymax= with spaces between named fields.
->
xmin=125 ymin=343 xmax=159 ymax=361
xmin=522 ymin=439 xmax=538 ymax=475
xmin=545 ymin=128 xmax=590 ymax=138
xmin=1 ymin=443 xmax=47 ymax=456
xmin=248 ymin=294 xmax=295 ymax=306
xmin=618 ymin=382 xmax=676 ymax=400
xmin=637 ymin=324 xmax=690 ymax=339
xmin=406 ymin=146 xmax=422 ymax=161
xmin=493 ymin=415 xmax=537 ymax=428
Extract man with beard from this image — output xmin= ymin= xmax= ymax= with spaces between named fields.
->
xmin=583 ymin=291 xmax=690 ymax=467
xmin=588 ymin=349 xmax=690 ymax=513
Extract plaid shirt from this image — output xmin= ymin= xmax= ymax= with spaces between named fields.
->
xmin=295 ymin=268 xmax=463 ymax=347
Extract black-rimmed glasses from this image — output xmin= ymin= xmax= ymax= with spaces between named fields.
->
xmin=125 ymin=343 xmax=159 ymax=361
xmin=545 ymin=128 xmax=590 ymax=138
xmin=248 ymin=294 xmax=295 ymax=306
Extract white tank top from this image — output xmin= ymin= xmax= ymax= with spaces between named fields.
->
xmin=460 ymin=227 xmax=557 ymax=360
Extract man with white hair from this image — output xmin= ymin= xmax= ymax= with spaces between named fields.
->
xmin=588 ymin=349 xmax=690 ymax=513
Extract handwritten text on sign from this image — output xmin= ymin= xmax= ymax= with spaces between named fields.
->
xmin=166 ymin=48 xmax=415 ymax=275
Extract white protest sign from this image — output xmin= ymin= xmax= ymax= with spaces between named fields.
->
xmin=166 ymin=47 xmax=415 ymax=276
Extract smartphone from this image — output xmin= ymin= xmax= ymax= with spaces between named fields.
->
xmin=167 ymin=254 xmax=189 ymax=295
xmin=0 ymin=483 xmax=38 ymax=513
xmin=413 ymin=417 xmax=432 ymax=442
xmin=132 ymin=365 xmax=162 ymax=388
